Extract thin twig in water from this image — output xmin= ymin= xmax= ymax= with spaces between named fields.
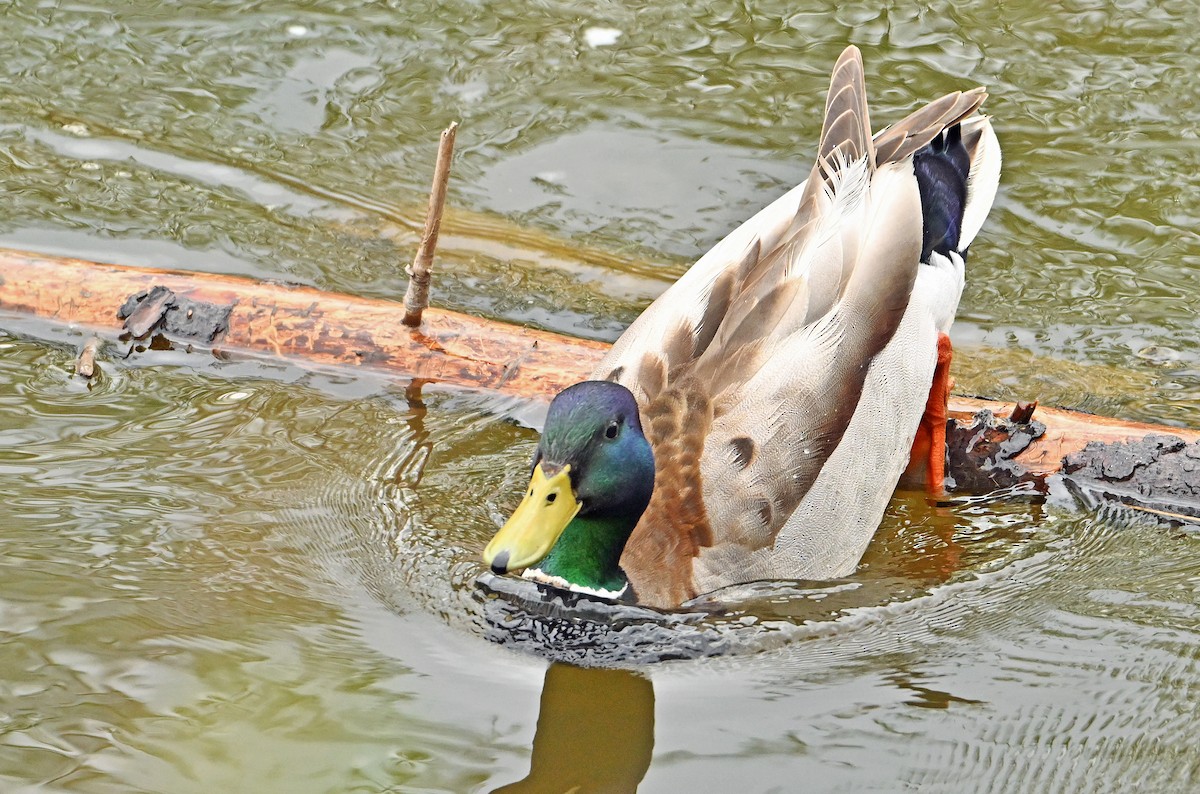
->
xmin=403 ymin=121 xmax=459 ymax=328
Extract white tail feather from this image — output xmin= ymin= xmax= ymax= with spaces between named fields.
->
xmin=959 ymin=117 xmax=1001 ymax=251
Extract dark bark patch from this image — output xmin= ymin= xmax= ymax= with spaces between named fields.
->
xmin=1060 ymin=434 xmax=1200 ymax=520
xmin=944 ymin=409 xmax=1045 ymax=492
xmin=119 ymin=286 xmax=232 ymax=342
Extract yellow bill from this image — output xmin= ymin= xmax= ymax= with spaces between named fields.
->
xmin=483 ymin=463 xmax=581 ymax=573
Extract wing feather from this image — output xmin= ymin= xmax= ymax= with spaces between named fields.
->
xmin=698 ymin=161 xmax=924 ymax=556
xmin=819 ymin=46 xmax=874 ymax=174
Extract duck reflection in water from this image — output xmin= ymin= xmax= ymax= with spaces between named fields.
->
xmin=493 ymin=663 xmax=655 ymax=794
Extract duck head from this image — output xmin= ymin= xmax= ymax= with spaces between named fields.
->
xmin=483 ymin=381 xmax=655 ymax=597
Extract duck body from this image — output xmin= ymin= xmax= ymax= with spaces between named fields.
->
xmin=484 ymin=46 xmax=1001 ymax=610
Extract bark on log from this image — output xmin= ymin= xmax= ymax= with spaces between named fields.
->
xmin=2 ymin=247 xmax=1199 ymax=511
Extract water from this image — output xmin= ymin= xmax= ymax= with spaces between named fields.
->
xmin=2 ymin=0 xmax=1200 ymax=791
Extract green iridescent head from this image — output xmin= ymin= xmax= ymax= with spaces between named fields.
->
xmin=483 ymin=381 xmax=655 ymax=595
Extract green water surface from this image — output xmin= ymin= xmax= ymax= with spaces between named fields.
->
xmin=2 ymin=1 xmax=1200 ymax=791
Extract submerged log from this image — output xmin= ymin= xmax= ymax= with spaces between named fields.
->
xmin=2 ymin=247 xmax=1199 ymax=511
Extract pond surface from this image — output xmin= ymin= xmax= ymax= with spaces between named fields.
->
xmin=2 ymin=1 xmax=1200 ymax=791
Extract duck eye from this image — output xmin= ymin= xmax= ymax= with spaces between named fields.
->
xmin=604 ymin=420 xmax=619 ymax=440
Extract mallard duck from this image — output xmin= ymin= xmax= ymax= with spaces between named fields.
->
xmin=483 ymin=46 xmax=1001 ymax=609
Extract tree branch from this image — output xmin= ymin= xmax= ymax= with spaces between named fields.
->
xmin=403 ymin=122 xmax=458 ymax=328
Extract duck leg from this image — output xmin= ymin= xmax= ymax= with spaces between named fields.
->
xmin=907 ymin=332 xmax=954 ymax=494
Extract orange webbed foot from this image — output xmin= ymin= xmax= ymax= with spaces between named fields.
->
xmin=906 ymin=333 xmax=953 ymax=495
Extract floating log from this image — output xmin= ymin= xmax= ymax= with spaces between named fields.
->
xmin=0 ymin=248 xmax=606 ymax=401
xmin=2 ymin=248 xmax=1199 ymax=513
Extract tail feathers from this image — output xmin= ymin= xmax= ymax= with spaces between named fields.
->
xmin=958 ymin=117 xmax=1002 ymax=251
xmin=814 ymin=48 xmax=996 ymax=265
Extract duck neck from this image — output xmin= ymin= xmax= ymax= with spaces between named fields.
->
xmin=527 ymin=514 xmax=634 ymax=598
